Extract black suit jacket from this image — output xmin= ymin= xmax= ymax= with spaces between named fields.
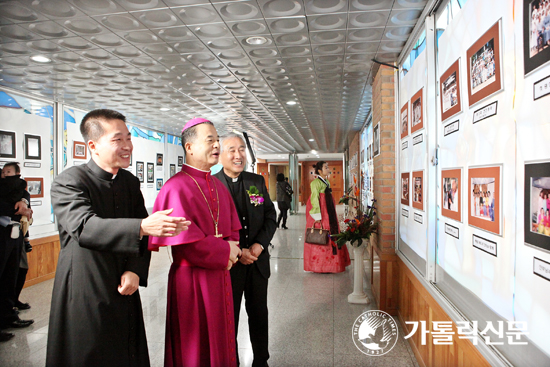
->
xmin=214 ymin=170 xmax=277 ymax=279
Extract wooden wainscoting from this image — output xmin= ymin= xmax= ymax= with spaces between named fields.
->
xmin=24 ymin=235 xmax=60 ymax=288
xmin=397 ymin=257 xmax=490 ymax=367
xmin=371 ymin=244 xmax=399 ymax=315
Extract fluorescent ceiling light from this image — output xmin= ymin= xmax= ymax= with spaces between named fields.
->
xmin=309 ymin=139 xmax=314 ymax=141
xmin=286 ymin=101 xmax=297 ymax=105
xmin=30 ymin=55 xmax=51 ymax=63
xmin=160 ymin=107 xmax=170 ymax=111
xmin=246 ymin=36 xmax=268 ymax=45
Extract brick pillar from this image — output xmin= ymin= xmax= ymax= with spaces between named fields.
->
xmin=370 ymin=65 xmax=399 ymax=315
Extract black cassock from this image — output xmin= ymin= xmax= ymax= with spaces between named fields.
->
xmin=46 ymin=159 xmax=151 ymax=367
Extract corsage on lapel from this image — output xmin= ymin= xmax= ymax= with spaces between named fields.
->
xmin=246 ymin=186 xmax=264 ymax=206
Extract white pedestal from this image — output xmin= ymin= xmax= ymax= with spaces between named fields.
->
xmin=348 ymin=245 xmax=370 ymax=304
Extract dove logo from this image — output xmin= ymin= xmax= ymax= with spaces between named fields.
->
xmin=352 ymin=310 xmax=398 ymax=356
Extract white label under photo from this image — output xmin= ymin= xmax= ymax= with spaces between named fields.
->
xmin=414 ymin=213 xmax=423 ymax=224
xmin=473 ymin=234 xmax=497 ymax=257
xmin=473 ymin=101 xmax=498 ymax=124
xmin=402 ymin=208 xmax=409 ymax=218
xmin=443 ymin=120 xmax=460 ymax=136
xmin=533 ymin=75 xmax=550 ymax=100
xmin=445 ymin=223 xmax=459 ymax=239
xmin=533 ymin=257 xmax=550 ymax=282
xmin=413 ymin=133 xmax=423 ymax=145
xmin=24 ymin=162 xmax=41 ymax=168
xmin=30 ymin=200 xmax=42 ymax=206
xmin=402 ymin=141 xmax=408 ymax=150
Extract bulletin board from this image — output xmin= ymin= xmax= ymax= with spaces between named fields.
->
xmin=399 ymin=34 xmax=429 ymax=274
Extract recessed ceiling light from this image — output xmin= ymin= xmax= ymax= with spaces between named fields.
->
xmin=286 ymin=101 xmax=297 ymax=105
xmin=309 ymin=139 xmax=314 ymax=141
xmin=245 ymin=36 xmax=268 ymax=45
xmin=30 ymin=55 xmax=51 ymax=63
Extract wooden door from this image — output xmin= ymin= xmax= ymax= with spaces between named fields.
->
xmin=256 ymin=162 xmax=269 ymax=191
xmin=327 ymin=161 xmax=343 ymax=203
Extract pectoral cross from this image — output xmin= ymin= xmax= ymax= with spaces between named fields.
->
xmin=214 ymin=224 xmax=222 ymax=238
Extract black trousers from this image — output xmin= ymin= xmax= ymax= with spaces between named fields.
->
xmin=230 ymin=261 xmax=269 ymax=367
xmin=277 ymin=201 xmax=289 ymax=227
xmin=15 ymin=267 xmax=28 ymax=303
xmin=0 ymin=226 xmax=22 ymax=328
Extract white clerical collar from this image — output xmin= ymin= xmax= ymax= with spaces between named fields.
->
xmin=183 ymin=163 xmax=210 ymax=173
xmin=112 ymin=174 xmax=117 ymax=180
xmin=232 ymin=177 xmax=238 ymax=182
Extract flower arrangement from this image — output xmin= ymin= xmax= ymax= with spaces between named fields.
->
xmin=246 ymin=186 xmax=264 ymax=206
xmin=331 ymin=200 xmax=377 ymax=248
xmin=339 ymin=175 xmax=361 ymax=206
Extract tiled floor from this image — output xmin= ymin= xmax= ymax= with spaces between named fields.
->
xmin=0 ymin=206 xmax=420 ymax=367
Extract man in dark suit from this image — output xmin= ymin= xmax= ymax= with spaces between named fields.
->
xmin=215 ymin=133 xmax=277 ymax=367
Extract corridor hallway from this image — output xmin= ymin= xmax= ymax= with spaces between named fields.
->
xmin=0 ymin=205 xmax=419 ymax=367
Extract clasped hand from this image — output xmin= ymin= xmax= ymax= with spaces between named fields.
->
xmin=140 ymin=208 xmax=191 ymax=237
xmin=227 ymin=240 xmax=242 ymax=270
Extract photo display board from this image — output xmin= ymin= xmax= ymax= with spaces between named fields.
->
xmin=513 ymin=0 xmax=550 ymax=358
xmin=431 ymin=0 xmax=550 ymax=362
xmin=399 ymin=38 xmax=429 ymax=269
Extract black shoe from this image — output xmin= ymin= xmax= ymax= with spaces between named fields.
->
xmin=0 ymin=331 xmax=15 ymax=342
xmin=14 ymin=301 xmax=31 ymax=310
xmin=282 ymin=225 xmax=288 ymax=229
xmin=5 ymin=319 xmax=34 ymax=328
xmin=24 ymin=241 xmax=32 ymax=253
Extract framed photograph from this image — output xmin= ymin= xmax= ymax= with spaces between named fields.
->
xmin=0 ymin=130 xmax=16 ymax=158
xmin=442 ymin=168 xmax=462 ymax=222
xmin=147 ymin=162 xmax=154 ymax=183
xmin=170 ymin=164 xmax=176 ymax=177
xmin=177 ymin=156 xmax=183 ymax=166
xmin=524 ymin=161 xmax=550 ymax=252
xmin=524 ymin=0 xmax=550 ymax=75
xmin=156 ymin=178 xmax=163 ymax=191
xmin=156 ymin=153 xmax=163 ymax=166
xmin=412 ymin=170 xmax=424 ymax=211
xmin=400 ymin=103 xmax=408 ymax=139
xmin=440 ymin=59 xmax=462 ymax=122
xmin=401 ymin=172 xmax=410 ymax=206
xmin=73 ymin=141 xmax=87 ymax=160
xmin=136 ymin=161 xmax=144 ymax=183
xmin=467 ymin=20 xmax=503 ymax=107
xmin=373 ymin=123 xmax=380 ymax=157
xmin=24 ymin=134 xmax=41 ymax=160
xmin=468 ymin=165 xmax=501 ymax=235
xmin=410 ymin=88 xmax=424 ymax=134
xmin=26 ymin=177 xmax=44 ymax=198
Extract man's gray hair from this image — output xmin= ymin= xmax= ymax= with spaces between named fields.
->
xmin=220 ymin=133 xmax=246 ymax=152
xmin=181 ymin=120 xmax=214 ymax=152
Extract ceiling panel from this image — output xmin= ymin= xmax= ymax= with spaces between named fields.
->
xmin=0 ymin=0 xmax=428 ymax=153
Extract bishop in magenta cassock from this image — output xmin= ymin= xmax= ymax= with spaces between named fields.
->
xmin=149 ymin=118 xmax=242 ymax=367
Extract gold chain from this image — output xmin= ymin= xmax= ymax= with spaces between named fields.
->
xmin=182 ymin=170 xmax=222 ymax=237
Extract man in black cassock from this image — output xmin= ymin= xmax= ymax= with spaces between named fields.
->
xmin=214 ymin=133 xmax=277 ymax=367
xmin=46 ymin=109 xmax=189 ymax=367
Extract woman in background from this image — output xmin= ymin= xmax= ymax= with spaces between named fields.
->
xmin=303 ymin=161 xmax=350 ymax=273
xmin=276 ymin=173 xmax=291 ymax=229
